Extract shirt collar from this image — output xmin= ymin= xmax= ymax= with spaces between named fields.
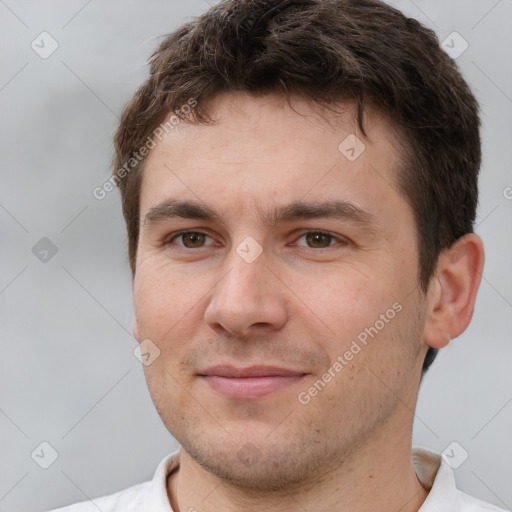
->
xmin=412 ymin=446 xmax=460 ymax=511
xmin=142 ymin=449 xmax=180 ymax=511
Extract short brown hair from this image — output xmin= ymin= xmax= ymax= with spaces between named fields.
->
xmin=113 ymin=0 xmax=481 ymax=374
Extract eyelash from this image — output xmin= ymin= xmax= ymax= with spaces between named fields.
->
xmin=164 ymin=230 xmax=348 ymax=250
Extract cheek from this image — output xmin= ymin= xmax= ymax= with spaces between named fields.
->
xmin=301 ymin=264 xmax=392 ymax=339
xmin=307 ymin=264 xmax=418 ymax=380
xmin=133 ymin=260 xmax=199 ymax=345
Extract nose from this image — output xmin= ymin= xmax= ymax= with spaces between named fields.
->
xmin=204 ymin=247 xmax=288 ymax=338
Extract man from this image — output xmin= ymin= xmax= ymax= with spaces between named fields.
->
xmin=52 ymin=0 xmax=506 ymax=510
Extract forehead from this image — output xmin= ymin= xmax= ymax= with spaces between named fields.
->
xmin=139 ymin=92 xmax=407 ymax=225
xmin=151 ymin=92 xmax=399 ymax=162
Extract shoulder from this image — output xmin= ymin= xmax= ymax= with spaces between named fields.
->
xmin=47 ymin=480 xmax=149 ymax=512
xmin=457 ymin=490 xmax=509 ymax=512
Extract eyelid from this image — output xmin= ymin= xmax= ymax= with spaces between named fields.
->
xmin=165 ymin=230 xmax=217 ymax=247
xmin=164 ymin=229 xmax=349 ymax=250
xmin=291 ymin=230 xmax=350 ymax=248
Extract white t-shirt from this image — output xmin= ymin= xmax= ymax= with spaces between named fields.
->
xmin=49 ymin=447 xmax=509 ymax=511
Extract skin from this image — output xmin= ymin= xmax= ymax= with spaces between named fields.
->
xmin=132 ymin=91 xmax=484 ymax=512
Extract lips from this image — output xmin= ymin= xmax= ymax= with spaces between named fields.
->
xmin=199 ymin=365 xmax=305 ymax=378
xmin=198 ymin=365 xmax=307 ymax=398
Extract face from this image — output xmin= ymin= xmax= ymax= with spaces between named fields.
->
xmin=132 ymin=92 xmax=429 ymax=490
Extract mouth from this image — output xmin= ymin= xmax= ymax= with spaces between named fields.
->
xmin=197 ymin=365 xmax=308 ymax=399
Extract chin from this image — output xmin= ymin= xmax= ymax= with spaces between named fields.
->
xmin=179 ymin=433 xmax=329 ymax=492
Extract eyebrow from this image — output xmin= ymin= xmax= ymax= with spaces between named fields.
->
xmin=143 ymin=198 xmax=379 ymax=232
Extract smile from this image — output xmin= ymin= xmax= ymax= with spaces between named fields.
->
xmin=198 ymin=365 xmax=307 ymax=399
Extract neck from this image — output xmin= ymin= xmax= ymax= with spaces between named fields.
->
xmin=167 ymin=412 xmax=428 ymax=512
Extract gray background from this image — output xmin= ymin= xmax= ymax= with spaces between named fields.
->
xmin=0 ymin=1 xmax=511 ymax=511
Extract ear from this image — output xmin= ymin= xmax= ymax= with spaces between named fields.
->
xmin=423 ymin=233 xmax=485 ymax=349
xmin=132 ymin=275 xmax=142 ymax=343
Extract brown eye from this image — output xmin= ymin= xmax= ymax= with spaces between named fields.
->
xmin=304 ymin=232 xmax=335 ymax=248
xmin=169 ymin=232 xmax=213 ymax=248
xmin=182 ymin=233 xmax=206 ymax=248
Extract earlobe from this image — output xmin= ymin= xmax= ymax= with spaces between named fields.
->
xmin=423 ymin=276 xmax=451 ymax=349
xmin=423 ymin=233 xmax=485 ymax=350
